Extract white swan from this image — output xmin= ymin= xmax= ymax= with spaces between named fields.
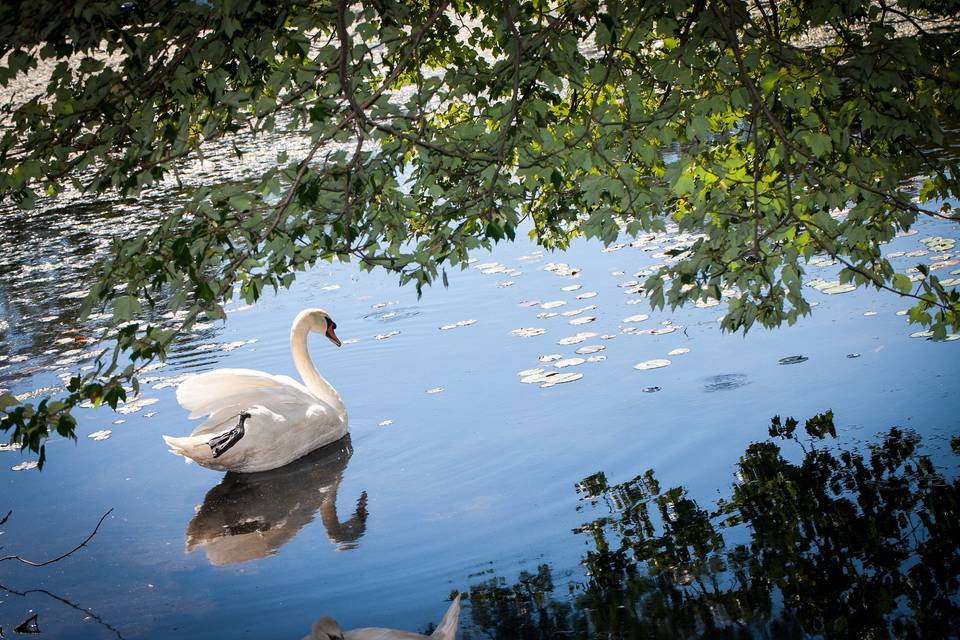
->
xmin=306 ymin=595 xmax=461 ymax=640
xmin=162 ymin=308 xmax=348 ymax=473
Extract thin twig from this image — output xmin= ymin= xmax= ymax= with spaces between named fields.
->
xmin=0 ymin=509 xmax=112 ymax=567
xmin=0 ymin=582 xmax=125 ymax=640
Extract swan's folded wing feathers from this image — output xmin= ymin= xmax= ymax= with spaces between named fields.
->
xmin=177 ymin=369 xmax=316 ymax=419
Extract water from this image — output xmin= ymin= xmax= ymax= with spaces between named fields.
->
xmin=2 ymin=153 xmax=959 ymax=639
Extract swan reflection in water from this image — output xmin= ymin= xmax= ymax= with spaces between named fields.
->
xmin=185 ymin=435 xmax=367 ymax=565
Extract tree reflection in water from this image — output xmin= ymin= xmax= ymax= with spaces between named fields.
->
xmin=466 ymin=413 xmax=960 ymax=639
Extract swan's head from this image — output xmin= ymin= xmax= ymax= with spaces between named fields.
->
xmin=302 ymin=309 xmax=342 ymax=347
xmin=307 ymin=617 xmax=344 ymax=640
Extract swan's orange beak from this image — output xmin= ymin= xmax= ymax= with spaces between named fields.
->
xmin=325 ymin=324 xmax=342 ymax=347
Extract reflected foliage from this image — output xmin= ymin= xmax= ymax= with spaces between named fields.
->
xmin=464 ymin=413 xmax=960 ymax=639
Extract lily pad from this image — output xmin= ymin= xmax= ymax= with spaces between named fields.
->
xmin=575 ymin=344 xmax=605 ymax=354
xmin=667 ymin=348 xmax=690 ymax=356
xmin=558 ymin=332 xmax=598 ymax=345
xmin=540 ymin=372 xmax=583 ymax=388
xmin=634 ymin=359 xmax=671 ymax=370
xmin=778 ymin=355 xmax=808 ymax=365
xmin=539 ymin=354 xmax=563 ymax=363
xmin=554 ymin=357 xmax=586 ymax=368
xmin=569 ymin=316 xmax=596 ymax=326
xmin=440 ymin=319 xmax=477 ymax=330
xmin=88 ymin=430 xmax=112 ymax=441
xmin=378 ymin=419 xmax=394 ymax=427
xmin=561 ymin=284 xmax=582 ymax=292
xmin=623 ymin=314 xmax=649 ymax=323
xmin=511 ymin=327 xmax=546 ymax=337
xmin=11 ymin=460 xmax=38 ymax=471
xmin=823 ymin=284 xmax=856 ymax=295
xmin=576 ymin=292 xmax=598 ymax=299
xmin=541 ymin=300 xmax=566 ymax=309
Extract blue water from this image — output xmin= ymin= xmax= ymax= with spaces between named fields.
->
xmin=1 ymin=207 xmax=958 ymax=637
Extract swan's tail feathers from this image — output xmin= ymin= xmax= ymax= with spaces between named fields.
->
xmin=162 ymin=434 xmax=212 ymax=466
xmin=431 ymin=594 xmax=461 ymax=640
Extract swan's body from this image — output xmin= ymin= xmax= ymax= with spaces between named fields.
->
xmin=163 ymin=309 xmax=347 ymax=473
xmin=306 ymin=596 xmax=460 ymax=640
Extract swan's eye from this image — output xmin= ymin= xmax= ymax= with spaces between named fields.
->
xmin=326 ymin=317 xmax=337 ymax=330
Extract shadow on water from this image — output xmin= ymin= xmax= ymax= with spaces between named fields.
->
xmin=185 ymin=435 xmax=368 ymax=566
xmin=464 ymin=412 xmax=960 ymax=639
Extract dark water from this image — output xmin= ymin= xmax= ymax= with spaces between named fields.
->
xmin=1 ymin=163 xmax=959 ymax=636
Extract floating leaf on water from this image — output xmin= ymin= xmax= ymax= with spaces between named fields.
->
xmin=540 ymin=372 xmax=583 ymax=388
xmin=539 ymin=354 xmax=563 ymax=363
xmin=536 ymin=312 xmax=559 ymax=319
xmin=823 ymin=283 xmax=857 ymax=295
xmin=623 ymin=314 xmax=649 ymax=323
xmin=636 ymin=326 xmax=681 ymax=335
xmin=498 ymin=281 xmax=515 ymax=287
xmin=518 ymin=368 xmax=546 ymax=377
xmin=863 ymin=311 xmax=878 ymax=316
xmin=378 ymin=420 xmax=394 ymax=427
xmin=88 ymin=430 xmax=112 ymax=441
xmin=374 ymin=330 xmax=401 ymax=340
xmin=342 ymin=338 xmax=359 ymax=345
xmin=617 ymin=280 xmax=640 ymax=289
xmin=694 ymin=298 xmax=720 ymax=308
xmin=561 ymin=284 xmax=582 ymax=292
xmin=601 ymin=334 xmax=617 ymax=340
xmin=560 ymin=308 xmax=584 ymax=317
xmin=642 ymin=386 xmax=661 ymax=393
xmin=575 ymin=344 xmax=605 ymax=354
xmin=474 ymin=261 xmax=499 ymax=270
xmin=113 ymin=419 xmax=126 ymax=425
xmin=569 ymin=316 xmax=596 ymax=326
xmin=0 ymin=443 xmax=21 ymax=452
xmin=945 ymin=334 xmax=960 ymax=341
xmin=778 ymin=355 xmax=809 ymax=365
xmin=558 ymin=332 xmax=598 ymax=345
xmin=12 ymin=460 xmax=38 ymax=471
xmin=143 ymin=412 xmax=157 ymax=418
xmin=440 ymin=319 xmax=477 ymax=330
xmin=904 ymin=249 xmax=928 ymax=258
xmin=62 ymin=289 xmax=90 ymax=299
xmin=521 ymin=371 xmax=556 ymax=384
xmin=611 ymin=271 xmax=626 ymax=276
xmin=426 ymin=387 xmax=444 ymax=394
xmin=910 ymin=330 xmax=934 ymax=338
xmin=667 ymin=348 xmax=690 ymax=356
xmin=586 ymin=355 xmax=606 ymax=363
xmin=847 ymin=353 xmax=861 ymax=358
xmin=602 ymin=243 xmax=626 ymax=253
xmin=518 ymin=300 xmax=541 ymax=308
xmin=541 ymin=300 xmax=566 ymax=309
xmin=625 ymin=298 xmax=644 ymax=305
xmin=939 ymin=277 xmax=960 ymax=286
xmin=634 ymin=359 xmax=671 ymax=370
xmin=895 ymin=310 xmax=909 ymax=316
xmin=117 ymin=397 xmax=159 ymax=415
xmin=576 ymin=292 xmax=598 ymax=299
xmin=511 ymin=327 xmax=546 ymax=337
xmin=554 ymin=357 xmax=586 ymax=368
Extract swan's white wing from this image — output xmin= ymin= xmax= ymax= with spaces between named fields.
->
xmin=177 ymin=368 xmax=318 ymax=435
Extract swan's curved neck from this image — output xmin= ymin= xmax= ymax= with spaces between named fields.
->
xmin=291 ymin=314 xmax=347 ymax=420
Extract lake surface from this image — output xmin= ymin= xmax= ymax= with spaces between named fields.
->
xmin=1 ymin=156 xmax=959 ymax=637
